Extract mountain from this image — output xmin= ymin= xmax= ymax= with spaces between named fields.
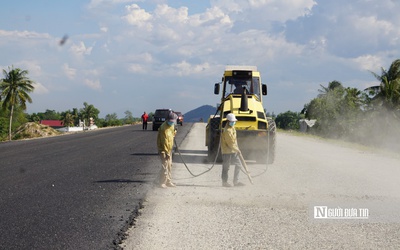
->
xmin=184 ymin=105 xmax=217 ymax=122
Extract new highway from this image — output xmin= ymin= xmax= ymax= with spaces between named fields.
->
xmin=0 ymin=123 xmax=192 ymax=250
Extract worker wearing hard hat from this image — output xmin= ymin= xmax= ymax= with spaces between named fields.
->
xmin=157 ymin=112 xmax=178 ymax=188
xmin=220 ymin=113 xmax=245 ymax=187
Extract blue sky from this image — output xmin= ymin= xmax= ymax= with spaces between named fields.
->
xmin=1 ymin=0 xmax=400 ymax=118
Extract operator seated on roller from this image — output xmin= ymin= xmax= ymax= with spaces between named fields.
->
xmin=233 ymin=85 xmax=244 ymax=94
xmin=220 ymin=113 xmax=245 ymax=187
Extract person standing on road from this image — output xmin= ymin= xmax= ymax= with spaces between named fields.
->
xmin=157 ymin=112 xmax=177 ymax=188
xmin=141 ymin=111 xmax=149 ymax=130
xmin=220 ymin=113 xmax=245 ymax=187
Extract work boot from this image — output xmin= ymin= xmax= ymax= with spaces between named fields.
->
xmin=234 ymin=182 xmax=245 ymax=187
xmin=222 ymin=182 xmax=232 ymax=187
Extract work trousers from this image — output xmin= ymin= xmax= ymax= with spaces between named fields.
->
xmin=158 ymin=151 xmax=173 ymax=185
xmin=142 ymin=121 xmax=147 ymax=130
xmin=221 ymin=153 xmax=241 ymax=184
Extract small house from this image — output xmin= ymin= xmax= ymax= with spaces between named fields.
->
xmin=40 ymin=120 xmax=64 ymax=129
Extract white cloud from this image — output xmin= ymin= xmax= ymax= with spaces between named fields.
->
xmin=84 ymin=79 xmax=102 ymax=90
xmin=112 ymin=0 xmax=135 ymax=3
xmin=84 ymin=68 xmax=102 ymax=78
xmin=122 ymin=4 xmax=153 ymax=30
xmin=171 ymin=61 xmax=210 ymax=76
xmin=88 ymin=0 xmax=135 ymax=9
xmin=189 ymin=6 xmax=232 ymax=27
xmin=15 ymin=60 xmax=42 ymax=78
xmin=212 ymin=0 xmax=317 ymax=22
xmin=289 ymin=1 xmax=400 ymax=50
xmin=128 ymin=64 xmax=146 ymax=73
xmin=211 ymin=0 xmax=244 ymax=13
xmin=100 ymin=26 xmax=108 ymax=33
xmin=69 ymin=42 xmax=93 ymax=57
xmin=249 ymin=0 xmax=316 ymax=21
xmin=154 ymin=4 xmax=189 ymax=23
xmin=137 ymin=52 xmax=153 ymax=63
xmin=125 ymin=52 xmax=153 ymax=73
xmin=350 ymin=15 xmax=400 ymax=47
xmin=32 ymin=82 xmax=49 ymax=94
xmin=62 ymin=63 xmax=77 ymax=80
xmin=0 ymin=30 xmax=51 ymax=40
xmin=352 ymin=55 xmax=385 ymax=72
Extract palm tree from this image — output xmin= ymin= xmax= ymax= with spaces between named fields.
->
xmin=370 ymin=59 xmax=400 ymax=83
xmin=318 ymin=80 xmax=343 ymax=97
xmin=61 ymin=112 xmax=75 ymax=127
xmin=366 ymin=59 xmax=400 ymax=110
xmin=79 ymin=102 xmax=99 ymax=126
xmin=0 ymin=66 xmax=35 ymax=140
xmin=344 ymin=87 xmax=364 ymax=108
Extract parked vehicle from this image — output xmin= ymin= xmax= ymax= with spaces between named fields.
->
xmin=175 ymin=112 xmax=184 ymax=126
xmin=152 ymin=109 xmax=173 ymax=131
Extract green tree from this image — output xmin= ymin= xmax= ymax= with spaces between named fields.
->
xmin=275 ymin=111 xmax=300 ymax=130
xmin=305 ymin=82 xmax=364 ymax=138
xmin=0 ymin=113 xmax=8 ymax=140
xmin=104 ymin=113 xmax=121 ymax=126
xmin=367 ymin=59 xmax=400 ymax=112
xmin=71 ymin=108 xmax=80 ymax=126
xmin=42 ymin=109 xmax=61 ymax=120
xmin=27 ymin=113 xmax=41 ymax=122
xmin=0 ymin=66 xmax=35 ymax=140
xmin=30 ymin=109 xmax=62 ymax=121
xmin=124 ymin=110 xmax=134 ymax=124
xmin=318 ymin=80 xmax=343 ymax=97
xmin=79 ymin=102 xmax=99 ymax=126
xmin=148 ymin=112 xmax=155 ymax=122
xmin=61 ymin=112 xmax=75 ymax=127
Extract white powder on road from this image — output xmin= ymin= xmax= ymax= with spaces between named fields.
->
xmin=121 ymin=123 xmax=400 ymax=249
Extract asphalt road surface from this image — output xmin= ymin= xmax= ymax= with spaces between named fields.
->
xmin=0 ymin=123 xmax=192 ymax=250
xmin=121 ymin=123 xmax=400 ymax=249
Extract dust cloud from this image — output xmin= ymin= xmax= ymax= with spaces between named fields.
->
xmin=346 ymin=109 xmax=400 ymax=153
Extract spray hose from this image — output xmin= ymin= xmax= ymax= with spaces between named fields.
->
xmin=173 ymin=136 xmax=221 ymax=177
xmin=173 ymin=126 xmax=271 ymax=181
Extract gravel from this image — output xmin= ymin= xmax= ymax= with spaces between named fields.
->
xmin=120 ymin=123 xmax=400 ymax=250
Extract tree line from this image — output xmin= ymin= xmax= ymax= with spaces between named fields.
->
xmin=0 ymin=66 xmax=141 ymax=141
xmin=275 ymin=59 xmax=400 ymax=150
xmin=27 ymin=104 xmax=141 ymax=128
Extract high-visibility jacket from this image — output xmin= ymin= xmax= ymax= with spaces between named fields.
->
xmin=141 ymin=113 xmax=148 ymax=122
xmin=221 ymin=124 xmax=240 ymax=154
xmin=157 ymin=121 xmax=176 ymax=154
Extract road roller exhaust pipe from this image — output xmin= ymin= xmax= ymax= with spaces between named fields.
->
xmin=240 ymin=87 xmax=248 ymax=112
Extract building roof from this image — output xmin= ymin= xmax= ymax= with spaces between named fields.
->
xmin=40 ymin=120 xmax=64 ymax=127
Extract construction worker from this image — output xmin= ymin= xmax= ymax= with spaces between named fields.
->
xmin=157 ymin=112 xmax=177 ymax=188
xmin=141 ymin=111 xmax=149 ymax=130
xmin=220 ymin=113 xmax=245 ymax=187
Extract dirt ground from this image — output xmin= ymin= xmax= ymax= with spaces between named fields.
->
xmin=12 ymin=122 xmax=61 ymax=140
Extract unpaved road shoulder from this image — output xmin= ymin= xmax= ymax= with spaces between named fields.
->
xmin=121 ymin=123 xmax=400 ymax=249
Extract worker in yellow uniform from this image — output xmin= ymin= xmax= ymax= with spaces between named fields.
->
xmin=220 ymin=113 xmax=245 ymax=187
xmin=157 ymin=112 xmax=178 ymax=188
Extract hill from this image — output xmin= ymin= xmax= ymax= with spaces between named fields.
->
xmin=184 ymin=105 xmax=217 ymax=122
